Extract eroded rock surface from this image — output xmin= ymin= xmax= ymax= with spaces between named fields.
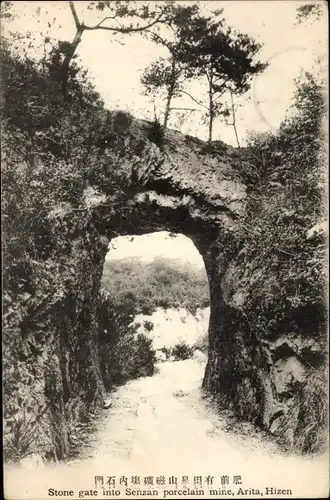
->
xmin=3 ymin=112 xmax=327 ymax=461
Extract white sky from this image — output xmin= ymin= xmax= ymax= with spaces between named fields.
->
xmin=5 ymin=1 xmax=327 ymax=264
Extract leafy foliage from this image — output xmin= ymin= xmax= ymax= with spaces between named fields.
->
xmin=97 ymin=295 xmax=156 ymax=387
xmin=1 ymin=32 xmax=140 ymax=461
xmin=171 ymin=341 xmax=195 ymax=361
xmin=1 ymin=38 xmax=138 ymax=300
xmin=140 ymin=5 xmax=203 ymax=128
xmin=101 ymin=256 xmax=210 ymax=315
xmin=241 ymin=70 xmax=326 ymax=341
xmin=4 ymin=404 xmax=48 ymax=463
xmin=178 ymin=17 xmax=266 ymax=141
xmin=296 ymin=3 xmax=323 ymax=24
xmin=141 ymin=4 xmax=266 ymax=140
xmin=142 ymin=57 xmax=177 ymax=96
xmin=98 ymin=255 xmax=209 ymax=382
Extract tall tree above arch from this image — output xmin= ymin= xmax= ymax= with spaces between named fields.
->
xmin=176 ymin=15 xmax=268 ymax=142
xmin=140 ymin=4 xmax=207 ymax=129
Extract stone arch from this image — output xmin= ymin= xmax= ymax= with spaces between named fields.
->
xmin=77 ymin=117 xmax=325 ymax=455
xmin=83 ymin=120 xmax=253 ymax=413
xmin=4 ymin=113 xmax=324 ymax=461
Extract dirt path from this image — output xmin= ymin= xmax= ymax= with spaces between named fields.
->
xmin=5 ymin=360 xmax=329 ymax=499
xmin=72 ymin=359 xmax=280 ymax=468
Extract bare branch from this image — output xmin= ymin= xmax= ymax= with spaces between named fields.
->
xmin=179 ymin=90 xmax=209 ymax=110
xmin=213 ymin=89 xmax=228 ymax=102
xmin=94 ymin=15 xmax=119 ymax=28
xmin=83 ymin=11 xmax=166 ymax=34
xmin=69 ymin=1 xmax=81 ymax=30
xmin=169 ymin=107 xmax=200 ymax=112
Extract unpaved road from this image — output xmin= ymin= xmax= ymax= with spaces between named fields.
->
xmin=5 ymin=360 xmax=329 ymax=499
xmin=73 ymin=359 xmax=283 ymax=468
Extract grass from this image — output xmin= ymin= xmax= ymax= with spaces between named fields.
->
xmin=4 ymin=405 xmax=48 ymax=463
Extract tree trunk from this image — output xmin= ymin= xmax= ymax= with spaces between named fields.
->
xmin=60 ymin=28 xmax=84 ymax=87
xmin=230 ymin=90 xmax=240 ymax=148
xmin=163 ymin=88 xmax=173 ymax=129
xmin=208 ymin=78 xmax=214 ymax=143
xmin=163 ymin=58 xmax=176 ymax=129
xmin=60 ymin=0 xmax=83 ymax=82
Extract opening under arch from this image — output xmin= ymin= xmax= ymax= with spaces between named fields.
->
xmin=98 ymin=231 xmax=211 ymax=389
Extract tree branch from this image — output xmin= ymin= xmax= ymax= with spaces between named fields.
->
xmin=144 ymin=29 xmax=171 ymax=48
xmin=230 ymin=89 xmax=240 ymax=148
xmin=61 ymin=4 xmax=166 ymax=87
xmin=204 ymin=68 xmax=211 ymax=83
xmin=169 ymin=107 xmax=200 ymax=112
xmin=212 ymin=79 xmax=230 ymax=101
xmin=83 ymin=11 xmax=166 ymax=33
xmin=94 ymin=15 xmax=119 ymax=28
xmin=179 ymin=90 xmax=208 ymax=110
xmin=213 ymin=88 xmax=228 ymax=102
xmin=69 ymin=1 xmax=81 ymax=30
xmin=60 ymin=28 xmax=84 ymax=85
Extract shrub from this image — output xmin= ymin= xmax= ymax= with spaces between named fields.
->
xmin=172 ymin=341 xmax=194 ymax=361
xmin=293 ymin=371 xmax=328 ymax=454
xmin=3 ymin=404 xmax=48 ymax=463
xmin=241 ymin=71 xmax=327 ymax=339
xmin=110 ymin=332 xmax=156 ymax=384
xmin=143 ymin=320 xmax=154 ymax=332
xmin=97 ymin=296 xmax=156 ymax=387
xmin=112 ymin=110 xmax=133 ymax=132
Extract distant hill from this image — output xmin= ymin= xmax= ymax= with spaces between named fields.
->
xmin=101 ymin=256 xmax=210 ymax=314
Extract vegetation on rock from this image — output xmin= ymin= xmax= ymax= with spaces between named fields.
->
xmin=209 ymin=69 xmax=328 ymax=454
xmin=243 ymin=70 xmax=326 ymax=344
xmin=1 ymin=32 xmax=126 ymax=462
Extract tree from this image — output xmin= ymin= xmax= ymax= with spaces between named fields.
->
xmin=230 ymin=90 xmax=241 ymax=147
xmin=296 ymin=3 xmax=323 ymax=24
xmin=141 ymin=56 xmax=192 ymax=129
xmin=140 ymin=4 xmax=204 ymax=129
xmin=0 ymin=1 xmax=15 ymax=20
xmin=57 ymin=1 xmax=171 ymax=83
xmin=176 ymin=16 xmax=267 ymax=142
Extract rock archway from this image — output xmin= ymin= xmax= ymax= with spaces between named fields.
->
xmin=4 ymin=112 xmax=325 ymax=462
xmin=90 ymin=117 xmax=250 ymax=425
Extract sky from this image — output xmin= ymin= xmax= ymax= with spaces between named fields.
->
xmin=4 ymin=1 xmax=327 ymax=264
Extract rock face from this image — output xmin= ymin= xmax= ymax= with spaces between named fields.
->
xmin=3 ymin=112 xmax=327 ymax=461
